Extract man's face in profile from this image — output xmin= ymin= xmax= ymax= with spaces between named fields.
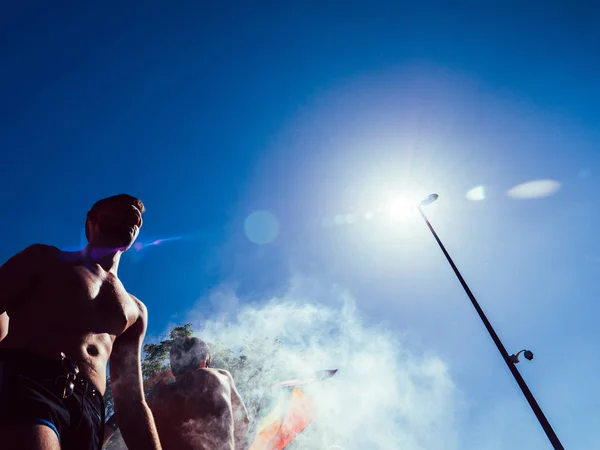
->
xmin=88 ymin=199 xmax=143 ymax=249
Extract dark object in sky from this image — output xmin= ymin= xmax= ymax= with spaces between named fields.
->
xmin=509 ymin=349 xmax=534 ymax=364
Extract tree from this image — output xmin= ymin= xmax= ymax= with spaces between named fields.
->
xmin=141 ymin=323 xmax=194 ymax=379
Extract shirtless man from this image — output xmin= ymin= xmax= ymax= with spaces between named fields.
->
xmin=146 ymin=337 xmax=249 ymax=450
xmin=0 ymin=194 xmax=162 ymax=450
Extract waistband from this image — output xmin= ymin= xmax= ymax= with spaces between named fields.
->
xmin=0 ymin=348 xmax=102 ymax=396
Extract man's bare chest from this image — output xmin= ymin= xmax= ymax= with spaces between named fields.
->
xmin=37 ymin=263 xmax=138 ymax=333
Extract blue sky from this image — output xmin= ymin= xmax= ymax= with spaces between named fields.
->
xmin=2 ymin=2 xmax=600 ymax=449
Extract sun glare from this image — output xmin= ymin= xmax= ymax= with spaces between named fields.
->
xmin=385 ymin=193 xmax=420 ymax=222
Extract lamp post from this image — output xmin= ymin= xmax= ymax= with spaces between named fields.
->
xmin=417 ymin=194 xmax=564 ymax=450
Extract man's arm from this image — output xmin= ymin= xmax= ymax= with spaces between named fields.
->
xmin=110 ymin=299 xmax=162 ymax=450
xmin=0 ymin=313 xmax=9 ymax=342
xmin=221 ymin=370 xmax=250 ymax=450
xmin=0 ymin=244 xmax=48 ymax=314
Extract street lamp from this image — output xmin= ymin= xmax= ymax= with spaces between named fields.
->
xmin=417 ymin=194 xmax=564 ymax=450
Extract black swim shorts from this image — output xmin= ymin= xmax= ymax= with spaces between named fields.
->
xmin=0 ymin=349 xmax=105 ymax=450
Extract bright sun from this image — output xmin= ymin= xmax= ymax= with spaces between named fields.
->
xmin=385 ymin=193 xmax=421 ymax=222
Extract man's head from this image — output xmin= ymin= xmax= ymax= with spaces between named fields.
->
xmin=169 ymin=337 xmax=211 ymax=376
xmin=85 ymin=194 xmax=145 ymax=250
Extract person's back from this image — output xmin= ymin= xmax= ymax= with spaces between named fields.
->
xmin=147 ymin=337 xmax=249 ymax=450
xmin=149 ymin=368 xmax=237 ymax=449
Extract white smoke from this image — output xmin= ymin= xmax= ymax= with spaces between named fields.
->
xmin=187 ymin=281 xmax=463 ymax=450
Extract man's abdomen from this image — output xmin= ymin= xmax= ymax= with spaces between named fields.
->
xmin=0 ymin=324 xmax=110 ymax=394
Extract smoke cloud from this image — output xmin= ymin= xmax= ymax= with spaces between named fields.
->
xmin=186 ymin=281 xmax=463 ymax=450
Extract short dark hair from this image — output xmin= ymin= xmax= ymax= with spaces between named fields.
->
xmin=170 ymin=337 xmax=211 ymax=375
xmin=85 ymin=194 xmax=145 ymax=240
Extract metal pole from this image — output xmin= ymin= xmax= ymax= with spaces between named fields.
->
xmin=417 ymin=204 xmax=564 ymax=450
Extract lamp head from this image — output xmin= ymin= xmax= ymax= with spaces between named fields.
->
xmin=420 ymin=193 xmax=439 ymax=206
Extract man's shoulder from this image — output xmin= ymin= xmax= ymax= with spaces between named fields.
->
xmin=209 ymin=368 xmax=235 ymax=385
xmin=128 ymin=292 xmax=144 ymax=307
xmin=191 ymin=368 xmax=231 ymax=382
xmin=9 ymin=244 xmax=61 ymax=268
xmin=21 ymin=243 xmax=60 ymax=258
xmin=127 ymin=293 xmax=148 ymax=317
xmin=186 ymin=369 xmax=232 ymax=392
xmin=116 ymin=293 xmax=148 ymax=337
xmin=25 ymin=243 xmax=57 ymax=251
xmin=214 ymin=368 xmax=233 ymax=378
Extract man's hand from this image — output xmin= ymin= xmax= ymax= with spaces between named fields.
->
xmin=110 ymin=299 xmax=162 ymax=450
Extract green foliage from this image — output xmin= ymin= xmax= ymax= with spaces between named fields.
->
xmin=103 ymin=375 xmax=114 ymax=417
xmin=169 ymin=323 xmax=194 ymax=340
xmin=141 ymin=323 xmax=194 ymax=379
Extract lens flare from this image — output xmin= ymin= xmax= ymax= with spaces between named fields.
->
xmin=245 ymin=211 xmax=280 ymax=245
xmin=506 ymin=179 xmax=561 ymax=199
xmin=466 ymin=186 xmax=485 ymax=201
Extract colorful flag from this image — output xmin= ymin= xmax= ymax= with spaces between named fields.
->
xmin=249 ymin=369 xmax=338 ymax=450
xmin=249 ymin=386 xmax=314 ymax=450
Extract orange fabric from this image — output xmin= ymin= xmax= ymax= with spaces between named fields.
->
xmin=249 ymin=387 xmax=314 ymax=450
xmin=249 ymin=420 xmax=283 ymax=450
xmin=270 ymin=388 xmax=313 ymax=449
